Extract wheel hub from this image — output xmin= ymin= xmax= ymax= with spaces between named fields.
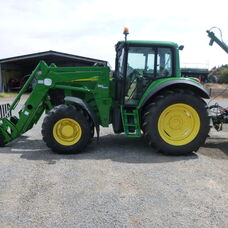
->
xmin=158 ymin=104 xmax=200 ymax=146
xmin=53 ymin=118 xmax=82 ymax=146
xmin=61 ymin=125 xmax=74 ymax=138
xmin=169 ymin=115 xmax=183 ymax=130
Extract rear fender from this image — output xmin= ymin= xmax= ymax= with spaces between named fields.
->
xmin=138 ymin=79 xmax=209 ymax=108
xmin=64 ymin=96 xmax=99 ymax=139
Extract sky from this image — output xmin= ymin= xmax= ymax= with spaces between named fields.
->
xmin=0 ymin=0 xmax=227 ymax=69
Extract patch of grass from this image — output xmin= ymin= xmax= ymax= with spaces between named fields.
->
xmin=204 ymin=83 xmax=228 ymax=89
xmin=0 ymin=93 xmax=18 ymax=98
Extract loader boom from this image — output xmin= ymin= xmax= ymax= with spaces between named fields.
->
xmin=207 ymin=30 xmax=228 ymax=54
xmin=0 ymin=61 xmax=111 ymax=145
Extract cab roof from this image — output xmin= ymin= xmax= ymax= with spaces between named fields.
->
xmin=117 ymin=40 xmax=179 ymax=48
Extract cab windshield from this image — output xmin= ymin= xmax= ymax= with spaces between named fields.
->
xmin=125 ymin=46 xmax=173 ymax=102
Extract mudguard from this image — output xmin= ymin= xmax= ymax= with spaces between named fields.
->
xmin=64 ymin=96 xmax=100 ymax=139
xmin=139 ymin=79 xmax=210 ymax=108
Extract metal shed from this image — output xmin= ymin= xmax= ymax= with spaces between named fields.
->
xmin=181 ymin=67 xmax=209 ymax=82
xmin=0 ymin=50 xmax=107 ymax=92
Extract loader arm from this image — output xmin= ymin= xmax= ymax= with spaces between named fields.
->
xmin=0 ymin=61 xmax=111 ymax=146
xmin=207 ymin=30 xmax=228 ymax=54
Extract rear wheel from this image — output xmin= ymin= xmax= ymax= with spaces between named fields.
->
xmin=142 ymin=90 xmax=210 ymax=155
xmin=42 ymin=104 xmax=93 ymax=154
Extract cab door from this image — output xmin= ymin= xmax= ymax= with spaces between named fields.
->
xmin=125 ymin=46 xmax=155 ymax=105
xmin=125 ymin=46 xmax=173 ymax=106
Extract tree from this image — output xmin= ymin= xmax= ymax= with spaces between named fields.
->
xmin=219 ymin=67 xmax=228 ymax=83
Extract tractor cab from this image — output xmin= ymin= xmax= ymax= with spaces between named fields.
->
xmin=112 ymin=38 xmax=181 ymax=136
xmin=113 ymin=40 xmax=180 ymax=106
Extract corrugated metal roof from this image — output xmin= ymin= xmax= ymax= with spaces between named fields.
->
xmin=0 ymin=50 xmax=107 ymax=65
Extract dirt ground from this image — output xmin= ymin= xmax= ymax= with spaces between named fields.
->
xmin=0 ymin=96 xmax=227 ymax=227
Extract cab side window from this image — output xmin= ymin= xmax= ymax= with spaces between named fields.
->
xmin=157 ymin=48 xmax=173 ymax=77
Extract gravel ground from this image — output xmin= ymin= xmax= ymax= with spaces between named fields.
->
xmin=0 ymin=96 xmax=227 ymax=227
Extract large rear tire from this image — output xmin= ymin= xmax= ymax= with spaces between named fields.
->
xmin=142 ymin=90 xmax=210 ymax=155
xmin=42 ymin=104 xmax=94 ymax=154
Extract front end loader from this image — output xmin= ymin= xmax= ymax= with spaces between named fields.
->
xmin=0 ymin=29 xmax=210 ymax=155
xmin=0 ymin=61 xmax=111 ymax=152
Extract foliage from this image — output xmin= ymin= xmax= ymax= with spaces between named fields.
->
xmin=219 ymin=68 xmax=228 ymax=83
xmin=209 ymin=65 xmax=228 ymax=83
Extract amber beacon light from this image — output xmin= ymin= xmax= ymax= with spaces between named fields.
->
xmin=123 ymin=27 xmax=129 ymax=41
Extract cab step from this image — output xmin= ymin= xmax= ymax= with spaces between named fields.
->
xmin=121 ymin=107 xmax=141 ymax=137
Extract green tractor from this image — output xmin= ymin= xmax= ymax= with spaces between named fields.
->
xmin=0 ymin=29 xmax=210 ymax=155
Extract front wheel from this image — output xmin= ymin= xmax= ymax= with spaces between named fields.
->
xmin=42 ymin=104 xmax=93 ymax=154
xmin=142 ymin=90 xmax=210 ymax=155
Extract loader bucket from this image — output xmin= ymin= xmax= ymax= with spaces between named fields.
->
xmin=0 ymin=104 xmax=12 ymax=146
xmin=0 ymin=129 xmax=5 ymax=146
xmin=0 ymin=104 xmax=11 ymax=118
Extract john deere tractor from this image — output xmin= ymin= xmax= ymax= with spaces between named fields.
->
xmin=0 ymin=28 xmax=210 ymax=155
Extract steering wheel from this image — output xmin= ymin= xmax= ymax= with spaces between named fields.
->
xmin=128 ymin=69 xmax=142 ymax=82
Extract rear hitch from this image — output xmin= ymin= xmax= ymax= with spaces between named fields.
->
xmin=209 ymin=103 xmax=228 ymax=131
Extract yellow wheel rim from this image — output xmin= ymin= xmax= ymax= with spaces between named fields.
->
xmin=53 ymin=118 xmax=82 ymax=146
xmin=158 ymin=104 xmax=200 ymax=146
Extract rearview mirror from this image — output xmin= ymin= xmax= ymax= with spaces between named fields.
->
xmin=179 ymin=45 xmax=184 ymax=50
